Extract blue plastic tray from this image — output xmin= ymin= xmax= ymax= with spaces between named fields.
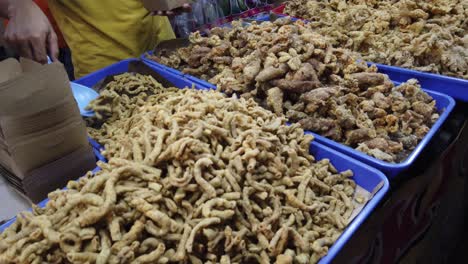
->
xmin=0 ymin=142 xmax=388 ymax=264
xmin=75 ymin=58 xmax=208 ymax=91
xmin=142 ymin=52 xmax=218 ymax=90
xmin=311 ymin=89 xmax=455 ymax=178
xmin=76 ymin=59 xmax=210 ymax=155
xmin=309 ymin=141 xmax=388 ymax=264
xmin=253 ymin=14 xmax=468 ymax=102
xmin=371 ymin=63 xmax=468 ymax=102
xmin=87 ymin=137 xmax=107 ymax=162
xmin=140 ymin=58 xmax=457 ymax=177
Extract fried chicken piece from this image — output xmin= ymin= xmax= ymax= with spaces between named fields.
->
xmin=301 ymin=87 xmax=339 ymax=113
xmin=412 ymin=101 xmax=436 ymax=118
xmin=271 ymin=79 xmax=321 ymax=93
xmin=349 ymin=72 xmax=386 ymax=89
xmin=345 ymin=128 xmax=377 ymax=146
xmin=333 ymin=105 xmax=356 ymax=129
xmin=372 ymin=92 xmax=391 ymax=110
xmin=243 ymin=57 xmax=262 ymax=83
xmin=256 ymin=63 xmax=289 ymax=82
xmin=267 ymin=87 xmax=284 ymax=115
xmin=299 ymin=117 xmax=337 ymax=133
xmin=361 ymin=138 xmax=389 ymax=150
xmin=356 ymin=143 xmax=395 ymax=162
xmin=287 ymin=110 xmax=309 ymax=122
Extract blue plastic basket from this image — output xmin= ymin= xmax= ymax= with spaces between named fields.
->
xmin=87 ymin=137 xmax=107 ymax=162
xmin=253 ymin=14 xmax=468 ymax=102
xmin=142 ymin=52 xmax=217 ymax=90
xmin=310 ymin=89 xmax=455 ymax=178
xmin=76 ymin=59 xmax=211 ymax=154
xmin=140 ymin=57 xmax=457 ymax=177
xmin=0 ymin=142 xmax=388 ymax=264
xmin=309 ymin=141 xmax=388 ymax=264
xmin=75 ymin=58 xmax=208 ymax=90
xmin=371 ymin=63 xmax=468 ymax=102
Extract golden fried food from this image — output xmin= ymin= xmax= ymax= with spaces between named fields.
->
xmin=150 ymin=20 xmax=440 ymax=162
xmin=0 ymin=79 xmax=362 ymax=263
xmin=284 ymin=0 xmax=468 ymax=79
xmin=85 ymin=73 xmax=181 ymax=122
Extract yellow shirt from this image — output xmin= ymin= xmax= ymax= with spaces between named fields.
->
xmin=48 ymin=0 xmax=175 ymax=78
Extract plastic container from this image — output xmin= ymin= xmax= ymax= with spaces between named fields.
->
xmin=143 ymin=54 xmax=457 ymax=177
xmin=142 ymin=52 xmax=217 ymax=89
xmin=371 ymin=63 xmax=468 ymax=102
xmin=76 ymin=59 xmax=209 ymax=154
xmin=309 ymin=141 xmax=389 ymax=264
xmin=310 ymin=89 xmax=455 ymax=178
xmin=74 ymin=58 xmax=206 ymax=90
xmin=263 ymin=6 xmax=468 ymax=102
xmin=0 ymin=142 xmax=389 ymax=264
xmin=88 ymin=137 xmax=107 ymax=162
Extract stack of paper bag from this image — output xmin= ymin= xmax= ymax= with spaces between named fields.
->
xmin=0 ymin=58 xmax=96 ymax=203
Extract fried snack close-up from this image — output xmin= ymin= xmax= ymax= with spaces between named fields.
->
xmin=0 ymin=86 xmax=362 ymax=264
xmin=85 ymin=73 xmax=181 ymax=122
xmin=149 ymin=19 xmax=440 ymax=163
xmin=284 ymin=0 xmax=468 ymax=79
xmin=85 ymin=73 xmax=184 ymax=142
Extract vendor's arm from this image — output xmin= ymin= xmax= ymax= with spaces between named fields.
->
xmin=1 ymin=0 xmax=58 ymax=63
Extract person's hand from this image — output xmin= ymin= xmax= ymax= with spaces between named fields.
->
xmin=151 ymin=3 xmax=192 ymax=17
xmin=4 ymin=0 xmax=59 ymax=64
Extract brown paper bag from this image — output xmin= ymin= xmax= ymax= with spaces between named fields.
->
xmin=0 ymin=57 xmax=95 ymax=202
xmin=0 ymin=61 xmax=74 ymax=117
xmin=23 ymin=145 xmax=96 ymax=203
xmin=8 ymin=119 xmax=89 ymax=177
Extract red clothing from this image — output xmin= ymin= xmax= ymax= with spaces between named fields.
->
xmin=4 ymin=0 xmax=67 ymax=48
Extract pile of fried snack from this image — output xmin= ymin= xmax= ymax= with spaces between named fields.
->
xmin=0 ymin=74 xmax=364 ymax=264
xmin=150 ymin=19 xmax=440 ymax=162
xmin=284 ymin=0 xmax=467 ymax=79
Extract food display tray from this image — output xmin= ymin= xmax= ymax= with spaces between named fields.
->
xmin=257 ymin=6 xmax=468 ymax=102
xmin=0 ymin=141 xmax=389 ymax=264
xmin=371 ymin=63 xmax=468 ymax=102
xmin=142 ymin=52 xmax=218 ymax=90
xmin=311 ymin=89 xmax=455 ymax=178
xmin=75 ymin=58 xmax=208 ymax=91
xmin=142 ymin=54 xmax=456 ymax=177
xmin=76 ymin=58 xmax=210 ymax=155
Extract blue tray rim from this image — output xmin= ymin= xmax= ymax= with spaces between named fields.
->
xmin=310 ymin=89 xmax=456 ymax=176
xmin=309 ymin=141 xmax=389 ymax=263
xmin=0 ymin=143 xmax=389 ymax=264
xmin=142 ymin=52 xmax=218 ymax=89
xmin=253 ymin=14 xmax=468 ymax=94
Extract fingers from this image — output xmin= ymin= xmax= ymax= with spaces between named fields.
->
xmin=47 ymin=31 xmax=59 ymax=62
xmin=4 ymin=29 xmax=52 ymax=64
xmin=30 ymin=34 xmax=48 ymax=64
xmin=5 ymin=32 xmax=34 ymax=61
xmin=17 ymin=42 xmax=34 ymax=60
